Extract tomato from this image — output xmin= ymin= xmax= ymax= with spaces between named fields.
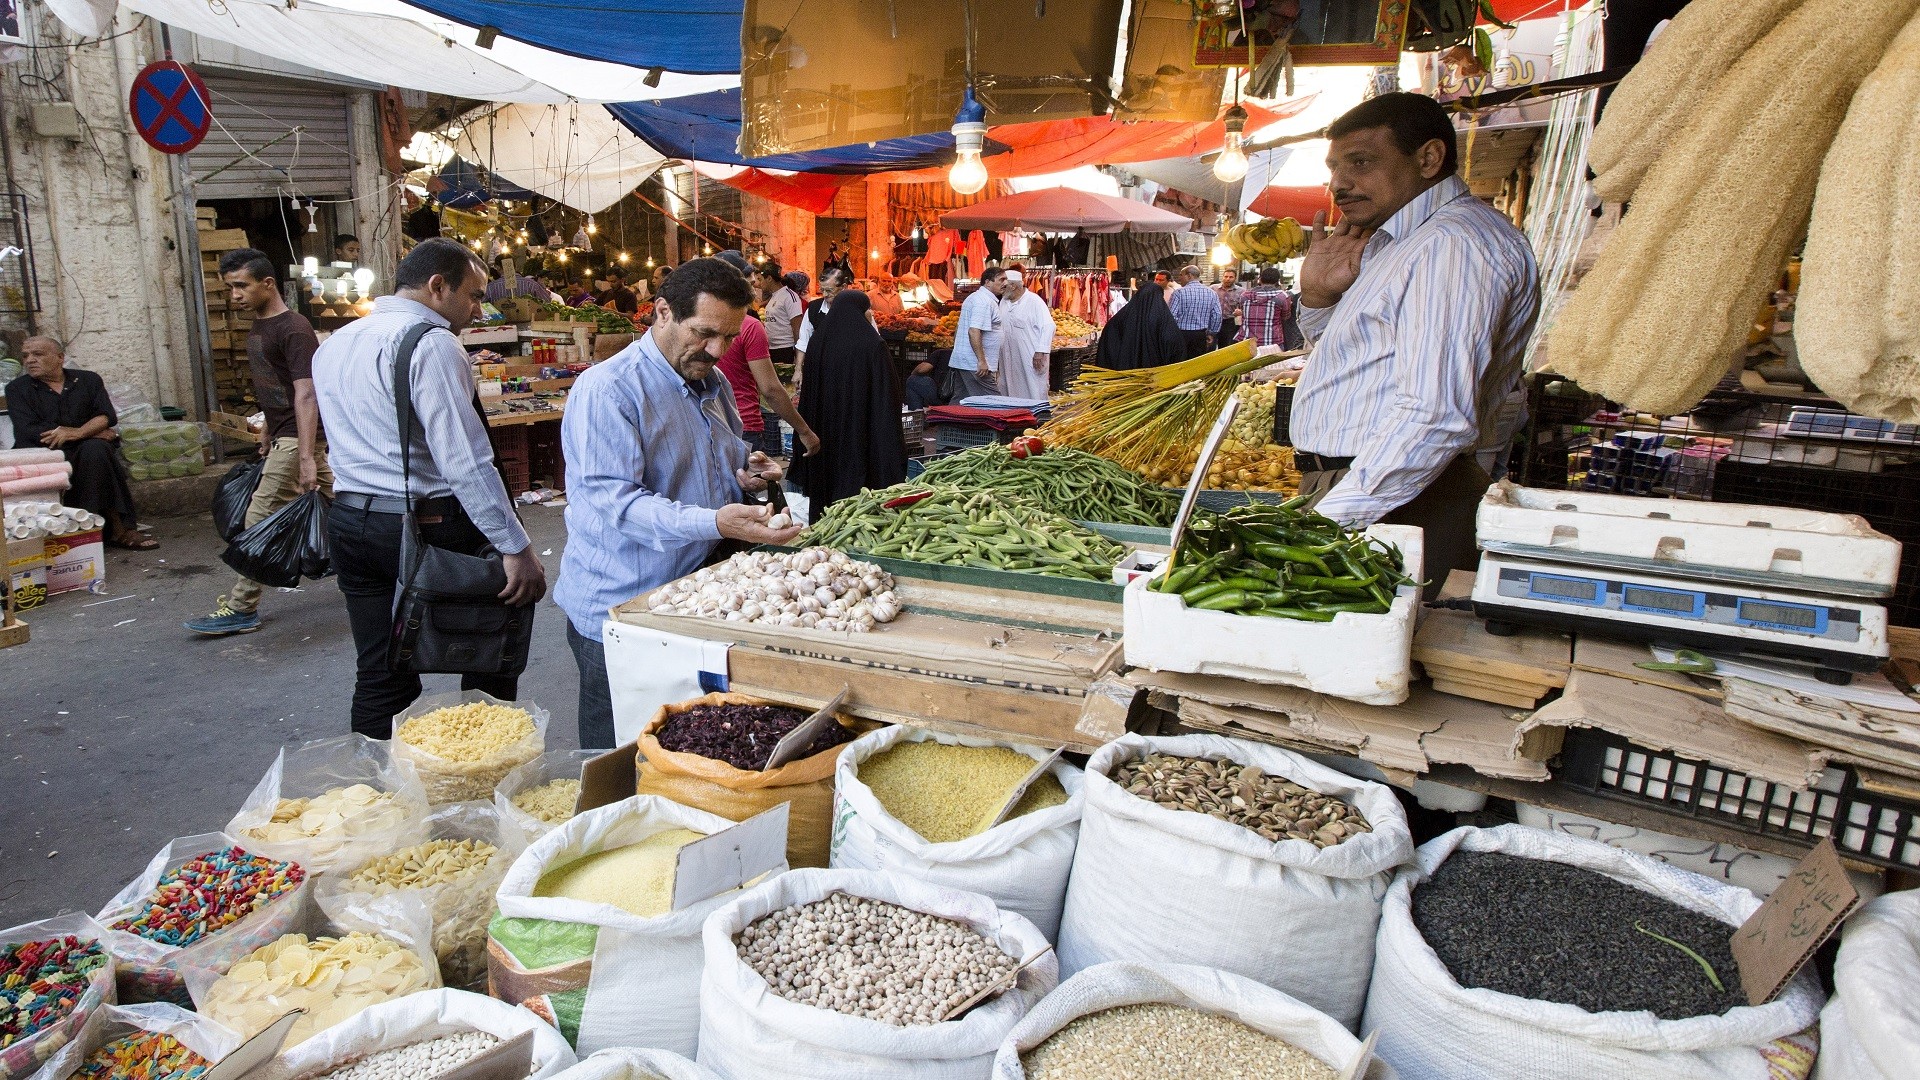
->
xmin=1009 ymin=435 xmax=1046 ymax=460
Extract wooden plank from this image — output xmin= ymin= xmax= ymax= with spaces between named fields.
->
xmin=1721 ymin=677 xmax=1920 ymax=778
xmin=1431 ymin=677 xmax=1543 ymax=710
xmin=1571 ymin=636 xmax=1724 ymax=700
xmin=1412 ymin=605 xmax=1571 ymax=688
xmin=1419 ymin=660 xmax=1558 ymax=695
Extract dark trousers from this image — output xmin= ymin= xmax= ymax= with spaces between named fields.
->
xmin=64 ymin=438 xmax=137 ymax=529
xmin=567 ymin=623 xmax=617 ymax=749
xmin=327 ymin=500 xmax=518 ymax=738
xmin=1299 ymin=455 xmax=1491 ymax=601
xmin=749 ymin=420 xmax=784 ymax=457
xmin=1182 ymin=328 xmax=1215 ymax=359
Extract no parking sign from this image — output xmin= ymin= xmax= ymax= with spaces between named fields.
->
xmin=128 ymin=60 xmax=212 ymax=154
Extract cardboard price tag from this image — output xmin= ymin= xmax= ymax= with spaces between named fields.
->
xmin=1336 ymin=1030 xmax=1378 ymax=1080
xmin=671 ymin=802 xmax=791 ymax=911
xmin=765 ymin=685 xmax=851 ymax=770
xmin=987 ymin=747 xmax=1065 ymax=829
xmin=1167 ymin=395 xmax=1241 ymax=554
xmin=205 ymin=1010 xmax=302 ymax=1080
xmin=1730 ymin=838 xmax=1861 ymax=1006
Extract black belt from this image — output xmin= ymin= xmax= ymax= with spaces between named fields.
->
xmin=334 ymin=491 xmax=463 ymax=516
xmin=1293 ymin=451 xmax=1355 ymax=473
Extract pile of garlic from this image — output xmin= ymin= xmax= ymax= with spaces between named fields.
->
xmin=649 ymin=548 xmax=901 ymax=632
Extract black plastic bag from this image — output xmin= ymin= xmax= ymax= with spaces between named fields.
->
xmin=212 ymin=461 xmax=263 ymax=541
xmin=220 ymin=490 xmax=331 ymax=588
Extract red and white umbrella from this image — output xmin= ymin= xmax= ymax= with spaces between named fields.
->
xmin=940 ymin=187 xmax=1194 ymax=234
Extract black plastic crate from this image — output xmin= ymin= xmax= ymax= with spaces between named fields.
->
xmin=1559 ymin=728 xmax=1920 ymax=870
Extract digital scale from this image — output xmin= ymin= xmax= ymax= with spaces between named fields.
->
xmin=1471 ymin=484 xmax=1899 ymax=684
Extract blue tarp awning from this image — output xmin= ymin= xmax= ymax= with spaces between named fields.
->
xmin=402 ymin=0 xmax=745 ymax=75
xmin=435 ymin=157 xmax=537 ymax=209
xmin=607 ymin=89 xmax=971 ymax=174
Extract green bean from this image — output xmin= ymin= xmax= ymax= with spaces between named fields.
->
xmin=799 ymin=481 xmax=1127 ymax=582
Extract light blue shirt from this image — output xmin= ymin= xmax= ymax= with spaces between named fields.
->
xmin=555 ymin=330 xmax=750 ymax=639
xmin=948 ymin=287 xmax=1003 ymax=373
xmin=1291 ymin=175 xmax=1540 ymax=525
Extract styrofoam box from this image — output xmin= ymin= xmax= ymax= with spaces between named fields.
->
xmin=1477 ymin=481 xmax=1901 ymax=591
xmin=1123 ymin=523 xmax=1423 ymax=706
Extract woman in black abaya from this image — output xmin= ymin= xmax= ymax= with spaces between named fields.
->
xmin=1094 ymin=281 xmax=1187 ymax=370
xmin=789 ymin=290 xmax=906 ymax=516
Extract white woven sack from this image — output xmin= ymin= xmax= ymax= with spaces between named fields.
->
xmin=831 ymin=727 xmax=1084 ymax=941
xmin=553 ymin=1047 xmax=723 ymax=1080
xmin=1054 ymin=733 xmax=1412 ymax=1029
xmin=696 ymin=867 xmax=1057 ymax=1080
xmin=1814 ymin=888 xmax=1920 ymax=1080
xmin=493 ymin=795 xmax=783 ymax=1059
xmin=991 ymin=961 xmax=1392 ymax=1079
xmin=1364 ymin=825 xmax=1825 ymax=1080
xmin=272 ymin=988 xmax=575 ymax=1078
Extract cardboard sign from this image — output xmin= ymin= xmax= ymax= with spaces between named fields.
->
xmin=1337 ymin=1030 xmax=1378 ymax=1080
xmin=935 ymin=945 xmax=1052 ymax=1023
xmin=432 ymin=1030 xmax=533 ymax=1080
xmin=764 ymin=685 xmax=851 ymax=770
xmin=203 ymin=1010 xmax=302 ymax=1080
xmin=670 ymin=803 xmax=790 ymax=911
xmin=1167 ymin=396 xmax=1241 ymax=555
xmin=987 ymin=747 xmax=1065 ymax=829
xmin=577 ymin=741 xmax=640 ymax=815
xmin=1730 ymin=838 xmax=1861 ymax=1006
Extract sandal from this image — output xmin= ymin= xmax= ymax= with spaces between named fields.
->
xmin=109 ymin=534 xmax=160 ymax=551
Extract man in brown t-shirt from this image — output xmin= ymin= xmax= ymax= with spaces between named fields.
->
xmin=185 ymin=247 xmax=337 ymax=635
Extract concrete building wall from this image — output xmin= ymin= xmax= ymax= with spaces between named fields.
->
xmin=740 ymin=190 xmax=814 ymax=284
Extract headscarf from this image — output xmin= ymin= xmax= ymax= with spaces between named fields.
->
xmin=1095 ymin=282 xmax=1186 ymax=370
xmin=787 ymin=289 xmax=906 ymax=514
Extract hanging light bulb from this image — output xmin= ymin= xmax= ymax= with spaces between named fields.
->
xmin=617 ymin=250 xmax=630 ymax=264
xmin=1210 ymin=240 xmax=1235 ymax=267
xmin=1213 ymin=104 xmax=1250 ymax=184
xmin=556 ymin=250 xmax=569 ymax=264
xmin=646 ymin=255 xmax=655 ymax=268
xmin=948 ymin=86 xmax=989 ymax=196
xmin=702 ymin=242 xmax=714 ymax=256
xmin=586 ymin=215 xmax=597 ymax=236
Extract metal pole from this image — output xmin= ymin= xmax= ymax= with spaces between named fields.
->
xmin=158 ymin=24 xmax=218 ymax=425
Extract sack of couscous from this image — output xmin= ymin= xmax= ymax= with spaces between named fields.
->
xmin=496 ymin=750 xmax=600 ymax=847
xmin=392 ymin=690 xmax=548 ymax=804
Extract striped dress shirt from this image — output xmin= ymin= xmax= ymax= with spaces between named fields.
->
xmin=554 ymin=330 xmax=750 ymax=640
xmin=1291 ymin=175 xmax=1539 ymax=525
xmin=1169 ymin=281 xmax=1223 ymax=333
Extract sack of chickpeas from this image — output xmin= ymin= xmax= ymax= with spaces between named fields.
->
xmin=992 ymin=961 xmax=1390 ymax=1080
xmin=1054 ymin=733 xmax=1413 ymax=1031
xmin=555 ymin=1047 xmax=723 ymax=1080
xmin=315 ymin=801 xmax=525 ymax=990
xmin=271 ymin=987 xmax=576 ymax=1078
xmin=489 ymin=796 xmax=785 ymax=1059
xmin=392 ymin=690 xmax=549 ymax=805
xmin=697 ymin=867 xmax=1057 ymax=1080
xmin=496 ymin=750 xmax=600 ymax=847
xmin=830 ymin=727 xmax=1084 ymax=941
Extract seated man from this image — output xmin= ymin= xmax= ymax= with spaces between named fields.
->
xmin=5 ymin=336 xmax=155 ymax=549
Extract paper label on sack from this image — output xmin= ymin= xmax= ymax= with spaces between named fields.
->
xmin=989 ymin=747 xmax=1065 ymax=828
xmin=672 ymin=803 xmax=790 ymax=911
xmin=1731 ymin=838 xmax=1861 ymax=1005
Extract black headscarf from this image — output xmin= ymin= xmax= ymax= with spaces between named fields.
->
xmin=1095 ymin=283 xmax=1186 ymax=370
xmin=788 ymin=290 xmax=906 ymax=516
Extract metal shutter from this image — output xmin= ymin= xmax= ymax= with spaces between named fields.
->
xmin=188 ymin=73 xmax=354 ymax=200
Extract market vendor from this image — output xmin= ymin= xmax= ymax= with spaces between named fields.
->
xmin=1290 ymin=92 xmax=1540 ymax=594
xmin=555 ymin=258 xmax=804 ymax=748
xmin=5 ymin=336 xmax=153 ymax=550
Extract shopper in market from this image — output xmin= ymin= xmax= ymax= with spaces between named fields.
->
xmin=1093 ymin=279 xmax=1185 ymax=370
xmin=556 ymin=258 xmax=803 ymax=747
xmin=312 ymin=237 xmax=546 ymax=739
xmin=1290 ymin=92 xmax=1540 ymax=593
xmin=1213 ymin=266 xmax=1247 ymax=351
xmin=5 ymin=336 xmax=151 ymax=550
xmin=794 ymin=265 xmax=869 ymax=392
xmin=1169 ymin=265 xmax=1223 ymax=359
xmin=597 ymin=268 xmax=641 ymax=315
xmin=754 ymin=259 xmax=804 ymax=365
xmin=995 ymin=269 xmax=1054 ymax=401
xmin=946 ymin=266 xmax=1008 ymax=400
xmin=714 ymin=250 xmax=818 ymax=460
xmin=185 ymin=249 xmax=335 ymax=636
xmin=787 ymin=289 xmax=906 ymax=518
xmin=1238 ymin=265 xmax=1298 ymax=350
xmin=484 ymin=257 xmax=552 ymax=304
xmin=333 ymin=234 xmax=361 ymax=265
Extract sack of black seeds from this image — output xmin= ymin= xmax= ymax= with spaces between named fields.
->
xmin=1365 ymin=825 xmax=1824 ymax=1080
xmin=1815 ymin=888 xmax=1920 ymax=1080
xmin=1055 ymin=733 xmax=1414 ymax=1031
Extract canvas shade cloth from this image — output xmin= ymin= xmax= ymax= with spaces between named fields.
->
xmin=404 ymin=0 xmax=744 ymax=74
xmin=941 ymin=187 xmax=1193 ymax=234
xmin=1247 ymin=185 xmax=1339 ymax=225
xmin=454 ymin=104 xmax=668 ymax=215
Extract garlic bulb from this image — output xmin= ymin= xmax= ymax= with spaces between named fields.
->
xmin=642 ymin=548 xmax=903 ymax=633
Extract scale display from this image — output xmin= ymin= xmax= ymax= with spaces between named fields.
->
xmin=1506 ymin=566 xmax=1847 ymax=639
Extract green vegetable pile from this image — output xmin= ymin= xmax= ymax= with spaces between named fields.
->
xmin=800 ymin=483 xmax=1130 ymax=581
xmin=915 ymin=444 xmax=1179 ymax=527
xmin=538 ymin=299 xmax=639 ymax=334
xmin=1155 ymin=500 xmax=1416 ymax=620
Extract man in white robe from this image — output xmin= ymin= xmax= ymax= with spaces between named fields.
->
xmin=996 ymin=269 xmax=1054 ymax=401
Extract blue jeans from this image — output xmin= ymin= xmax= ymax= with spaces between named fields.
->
xmin=567 ymin=622 xmax=617 ymax=749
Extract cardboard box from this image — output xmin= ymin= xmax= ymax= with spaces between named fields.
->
xmin=44 ymin=529 xmax=104 ymax=596
xmin=4 ymin=564 xmax=47 ymax=611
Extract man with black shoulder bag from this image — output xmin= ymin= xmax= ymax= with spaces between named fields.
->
xmin=313 ymin=238 xmax=547 ymax=738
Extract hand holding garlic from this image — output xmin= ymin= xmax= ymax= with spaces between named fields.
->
xmin=717 ymin=502 xmax=805 ymax=545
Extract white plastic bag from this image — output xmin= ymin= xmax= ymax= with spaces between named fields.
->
xmin=554 ymin=1047 xmax=723 ymax=1080
xmin=1054 ymin=733 xmax=1412 ymax=1029
xmin=95 ymin=832 xmax=312 ymax=1004
xmin=272 ymin=988 xmax=576 ymax=1079
xmin=831 ymin=727 xmax=1084 ymax=941
xmin=317 ymin=801 xmax=525 ymax=989
xmin=226 ymin=734 xmax=432 ymax=874
xmin=1815 ymin=888 xmax=1920 ymax=1080
xmin=491 ymin=796 xmax=780 ymax=1058
xmin=991 ymin=961 xmax=1390 ymax=1079
xmin=0 ymin=915 xmax=116 ymax=1080
xmin=697 ymin=867 xmax=1057 ymax=1080
xmin=392 ymin=690 xmax=550 ymax=804
xmin=1365 ymin=825 xmax=1824 ymax=1080
xmin=70 ymin=1003 xmax=244 ymax=1075
xmin=497 ymin=750 xmax=601 ymax=846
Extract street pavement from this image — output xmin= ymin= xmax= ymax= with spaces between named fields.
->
xmin=1 ymin=502 xmax=580 ymax=926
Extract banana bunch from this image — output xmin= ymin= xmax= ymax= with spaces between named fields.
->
xmin=1223 ymin=218 xmax=1307 ymax=265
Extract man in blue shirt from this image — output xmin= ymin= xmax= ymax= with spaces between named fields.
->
xmin=556 ymin=258 xmax=802 ymax=747
xmin=946 ymin=266 xmax=1007 ymax=401
xmin=1169 ymin=265 xmax=1223 ymax=359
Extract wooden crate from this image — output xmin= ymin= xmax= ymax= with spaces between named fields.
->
xmin=197 ymin=228 xmax=251 ymax=252
xmin=209 ymin=411 xmax=260 ymax=446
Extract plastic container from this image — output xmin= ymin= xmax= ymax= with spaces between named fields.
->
xmin=1122 ymin=524 xmax=1423 ymax=706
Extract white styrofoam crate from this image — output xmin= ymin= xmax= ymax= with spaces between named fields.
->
xmin=1123 ymin=524 xmax=1422 ymax=706
xmin=1477 ymin=481 xmax=1901 ymax=591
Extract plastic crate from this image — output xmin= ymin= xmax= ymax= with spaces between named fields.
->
xmin=1558 ymin=728 xmax=1920 ymax=871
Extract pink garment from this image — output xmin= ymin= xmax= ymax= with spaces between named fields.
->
xmin=0 ymin=462 xmax=72 ymax=482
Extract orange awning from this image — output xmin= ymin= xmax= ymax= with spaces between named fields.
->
xmin=1248 ymin=185 xmax=1339 ymax=225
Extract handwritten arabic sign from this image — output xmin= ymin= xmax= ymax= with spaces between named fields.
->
xmin=1730 ymin=838 xmax=1860 ymax=1006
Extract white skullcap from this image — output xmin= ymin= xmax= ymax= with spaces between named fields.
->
xmin=1004 ymin=270 xmax=1023 ymax=283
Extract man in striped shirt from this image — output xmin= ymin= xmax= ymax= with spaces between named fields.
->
xmin=1168 ymin=266 xmax=1223 ymax=359
xmin=1290 ymin=93 xmax=1540 ymax=593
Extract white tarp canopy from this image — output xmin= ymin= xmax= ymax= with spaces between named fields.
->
xmin=43 ymin=0 xmax=737 ymax=104
xmin=453 ymin=104 xmax=668 ymax=214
